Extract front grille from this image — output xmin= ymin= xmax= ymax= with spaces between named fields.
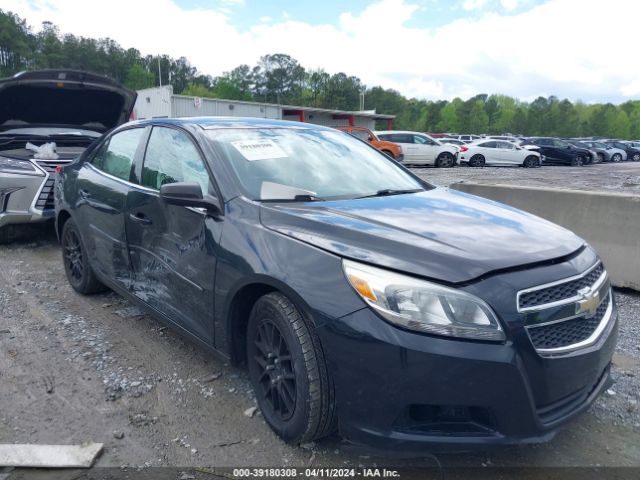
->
xmin=527 ymin=293 xmax=610 ymax=350
xmin=519 ymin=263 xmax=604 ymax=310
xmin=34 ymin=161 xmax=69 ymax=210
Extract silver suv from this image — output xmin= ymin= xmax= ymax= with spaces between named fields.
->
xmin=0 ymin=70 xmax=135 ymax=243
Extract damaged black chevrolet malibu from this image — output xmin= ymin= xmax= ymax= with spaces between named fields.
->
xmin=55 ymin=117 xmax=616 ymax=449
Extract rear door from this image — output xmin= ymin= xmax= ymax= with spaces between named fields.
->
xmin=495 ymin=141 xmax=519 ymax=165
xmin=412 ymin=134 xmax=440 ymax=164
xmin=124 ymin=125 xmax=221 ymax=344
xmin=75 ymin=126 xmax=148 ymax=286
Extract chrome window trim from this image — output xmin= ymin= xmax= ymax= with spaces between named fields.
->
xmin=517 ymin=261 xmax=604 ymax=313
xmin=530 ymin=289 xmax=614 ymax=355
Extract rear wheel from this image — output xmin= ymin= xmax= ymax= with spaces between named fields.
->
xmin=571 ymin=155 xmax=585 ymax=167
xmin=611 ymin=153 xmax=622 ymax=163
xmin=597 ymin=152 xmax=605 ymax=163
xmin=381 ymin=149 xmax=394 ymax=159
xmin=469 ymin=154 xmax=485 ymax=167
xmin=247 ymin=292 xmax=336 ymax=444
xmin=523 ymin=156 xmax=538 ymax=168
xmin=633 ymin=153 xmax=640 ymax=162
xmin=436 ymin=152 xmax=455 ymax=168
xmin=61 ymin=218 xmax=105 ymax=294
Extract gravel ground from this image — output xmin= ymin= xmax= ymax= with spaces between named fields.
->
xmin=410 ymin=161 xmax=640 ymax=192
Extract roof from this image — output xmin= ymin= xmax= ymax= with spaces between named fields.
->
xmin=129 ymin=116 xmax=337 ymax=130
xmin=169 ymin=91 xmax=395 ymax=120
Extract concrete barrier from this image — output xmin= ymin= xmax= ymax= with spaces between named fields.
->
xmin=450 ymin=182 xmax=640 ymax=290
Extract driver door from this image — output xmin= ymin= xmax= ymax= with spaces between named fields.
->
xmin=125 ymin=125 xmax=222 ymax=344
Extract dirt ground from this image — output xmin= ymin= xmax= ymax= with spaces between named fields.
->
xmin=1 ymin=165 xmax=639 ymax=477
xmin=412 ymin=160 xmax=640 ymax=193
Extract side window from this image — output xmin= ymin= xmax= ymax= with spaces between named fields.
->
xmin=498 ymin=142 xmax=515 ymax=150
xmin=413 ymin=135 xmax=427 ymax=144
xmin=91 ymin=128 xmax=144 ymax=181
xmin=142 ymin=127 xmax=210 ymax=194
xmin=350 ymin=129 xmax=370 ymax=141
xmin=481 ymin=141 xmax=497 ymax=148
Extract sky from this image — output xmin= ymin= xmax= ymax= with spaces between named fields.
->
xmin=4 ymin=0 xmax=640 ymax=103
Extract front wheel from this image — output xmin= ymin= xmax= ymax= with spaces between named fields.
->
xmin=247 ymin=293 xmax=336 ymax=444
xmin=571 ymin=155 xmax=585 ymax=167
xmin=611 ymin=153 xmax=622 ymax=163
xmin=436 ymin=152 xmax=455 ymax=168
xmin=523 ymin=156 xmax=538 ymax=168
xmin=61 ymin=218 xmax=105 ymax=294
xmin=633 ymin=153 xmax=640 ymax=162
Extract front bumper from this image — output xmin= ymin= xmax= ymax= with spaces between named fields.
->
xmin=0 ymin=168 xmax=56 ymax=229
xmin=318 ymin=300 xmax=617 ymax=450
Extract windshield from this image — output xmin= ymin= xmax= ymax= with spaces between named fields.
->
xmin=206 ymin=127 xmax=423 ymax=200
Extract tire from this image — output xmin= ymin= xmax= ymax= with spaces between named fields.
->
xmin=597 ymin=153 xmax=605 ymax=163
xmin=469 ymin=154 xmax=485 ymax=167
xmin=247 ymin=292 xmax=336 ymax=444
xmin=611 ymin=153 xmax=622 ymax=163
xmin=571 ymin=155 xmax=585 ymax=167
xmin=61 ymin=218 xmax=105 ymax=294
xmin=381 ymin=150 xmax=394 ymax=159
xmin=0 ymin=226 xmax=9 ymax=245
xmin=436 ymin=152 xmax=455 ymax=168
xmin=633 ymin=153 xmax=640 ymax=162
xmin=523 ymin=156 xmax=538 ymax=168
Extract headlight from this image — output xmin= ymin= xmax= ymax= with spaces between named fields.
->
xmin=0 ymin=156 xmax=42 ymax=176
xmin=343 ymin=260 xmax=505 ymax=341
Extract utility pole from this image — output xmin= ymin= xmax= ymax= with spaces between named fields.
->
xmin=158 ymin=56 xmax=162 ymax=87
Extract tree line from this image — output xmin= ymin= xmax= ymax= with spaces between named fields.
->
xmin=1 ymin=9 xmax=639 ymax=139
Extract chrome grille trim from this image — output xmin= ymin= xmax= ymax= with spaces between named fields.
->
xmin=527 ymin=291 xmax=614 ymax=355
xmin=517 ymin=262 xmax=605 ymax=313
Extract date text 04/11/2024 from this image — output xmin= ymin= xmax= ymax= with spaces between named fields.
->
xmin=231 ymin=468 xmax=401 ymax=478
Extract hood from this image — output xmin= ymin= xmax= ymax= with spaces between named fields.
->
xmin=260 ymin=188 xmax=584 ymax=284
xmin=0 ymin=70 xmax=137 ymax=133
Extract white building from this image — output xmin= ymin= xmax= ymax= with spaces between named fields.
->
xmin=133 ymin=86 xmax=395 ymax=130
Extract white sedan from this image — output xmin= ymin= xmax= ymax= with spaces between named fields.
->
xmin=459 ymin=140 xmax=541 ymax=167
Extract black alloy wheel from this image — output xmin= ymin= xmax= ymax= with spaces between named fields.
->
xmin=523 ymin=156 xmax=538 ymax=168
xmin=247 ymin=293 xmax=336 ymax=444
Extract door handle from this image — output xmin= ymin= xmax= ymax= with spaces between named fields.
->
xmin=129 ymin=212 xmax=152 ymax=226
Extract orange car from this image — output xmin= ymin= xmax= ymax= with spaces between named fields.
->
xmin=335 ymin=126 xmax=403 ymax=161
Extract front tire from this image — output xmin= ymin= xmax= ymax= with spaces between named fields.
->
xmin=247 ymin=293 xmax=336 ymax=444
xmin=633 ymin=153 xmax=640 ymax=162
xmin=611 ymin=153 xmax=622 ymax=163
xmin=523 ymin=156 xmax=538 ymax=168
xmin=571 ymin=155 xmax=585 ymax=167
xmin=436 ymin=152 xmax=455 ymax=168
xmin=61 ymin=218 xmax=105 ymax=294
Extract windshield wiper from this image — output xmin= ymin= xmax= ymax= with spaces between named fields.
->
xmin=356 ymin=188 xmax=423 ymax=199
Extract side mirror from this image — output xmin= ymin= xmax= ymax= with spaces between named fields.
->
xmin=160 ymin=182 xmax=221 ymax=215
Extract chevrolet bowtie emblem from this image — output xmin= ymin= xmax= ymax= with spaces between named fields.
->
xmin=576 ymin=286 xmax=600 ymax=318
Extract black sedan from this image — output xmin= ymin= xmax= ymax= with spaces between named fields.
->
xmin=55 ymin=117 xmax=617 ymax=449
xmin=524 ymin=137 xmax=592 ymax=166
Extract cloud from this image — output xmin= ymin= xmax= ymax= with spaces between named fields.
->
xmin=463 ymin=0 xmax=490 ymax=11
xmin=2 ymin=0 xmax=638 ymax=103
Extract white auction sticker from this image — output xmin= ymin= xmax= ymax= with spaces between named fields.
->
xmin=231 ymin=139 xmax=287 ymax=161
